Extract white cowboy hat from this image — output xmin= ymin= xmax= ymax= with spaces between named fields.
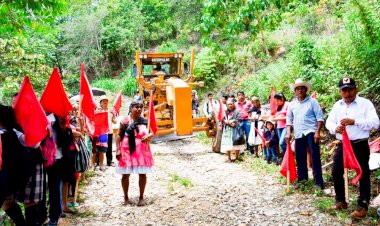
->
xmin=290 ymin=78 xmax=312 ymax=93
xmin=265 ymin=118 xmax=275 ymax=127
xmin=99 ymin=95 xmax=109 ymax=103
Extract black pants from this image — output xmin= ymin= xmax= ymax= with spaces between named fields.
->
xmin=332 ymin=140 xmax=370 ymax=209
xmin=295 ymin=133 xmax=324 ymax=186
xmin=46 ymin=159 xmax=63 ymax=221
xmin=106 ymin=133 xmax=113 ymax=165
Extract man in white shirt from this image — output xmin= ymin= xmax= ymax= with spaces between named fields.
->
xmin=326 ymin=77 xmax=379 ymax=218
xmin=203 ymin=93 xmax=219 ymax=118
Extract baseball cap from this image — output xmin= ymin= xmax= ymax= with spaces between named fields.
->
xmin=338 ymin=77 xmax=356 ymax=89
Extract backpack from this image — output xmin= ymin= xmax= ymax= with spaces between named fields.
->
xmin=74 ymin=138 xmax=91 ymax=173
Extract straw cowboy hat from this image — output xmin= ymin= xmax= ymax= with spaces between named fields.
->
xmin=290 ymin=78 xmax=312 ymax=93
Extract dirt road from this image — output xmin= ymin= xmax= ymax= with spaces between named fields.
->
xmin=61 ymin=137 xmax=340 ymax=226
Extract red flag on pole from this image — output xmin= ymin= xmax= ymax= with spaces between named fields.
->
xmin=148 ymin=90 xmax=157 ymax=134
xmin=113 ymin=91 xmax=122 ymax=116
xmin=311 ymin=91 xmax=317 ymax=99
xmin=217 ymin=99 xmax=226 ymax=129
xmin=280 ymin=142 xmax=298 ymax=182
xmin=92 ymin=111 xmax=109 ymax=136
xmin=342 ymin=128 xmax=362 ymax=184
xmin=80 ymin=64 xmax=96 ymax=120
xmin=217 ymin=99 xmax=225 ymax=121
xmin=270 ymin=88 xmax=277 ymax=115
xmin=40 ymin=67 xmax=73 ymax=117
xmin=13 ymin=76 xmax=49 ymax=147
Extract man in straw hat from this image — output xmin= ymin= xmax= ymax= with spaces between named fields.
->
xmin=286 ymin=78 xmax=324 ymax=189
xmin=326 ymin=77 xmax=379 ymax=217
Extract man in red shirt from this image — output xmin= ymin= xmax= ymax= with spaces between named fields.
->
xmin=235 ymin=91 xmax=254 ymax=154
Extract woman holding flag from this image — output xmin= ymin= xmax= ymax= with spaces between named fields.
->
xmin=115 ymin=101 xmax=154 ymax=206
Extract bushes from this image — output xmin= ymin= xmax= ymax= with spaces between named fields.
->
xmin=193 ymin=48 xmax=220 ymax=90
xmin=92 ymin=75 xmax=137 ymax=97
xmin=123 ymin=75 xmax=138 ymax=96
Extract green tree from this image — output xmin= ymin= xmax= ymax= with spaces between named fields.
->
xmin=201 ymin=0 xmax=288 ymax=56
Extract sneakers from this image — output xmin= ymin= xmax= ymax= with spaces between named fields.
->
xmin=330 ymin=201 xmax=348 ymax=210
xmin=351 ymin=207 xmax=367 ymax=218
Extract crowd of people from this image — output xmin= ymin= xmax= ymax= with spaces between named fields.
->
xmin=199 ymin=77 xmax=379 ymax=218
xmin=0 ymin=88 xmax=156 ymax=226
xmin=0 ymin=75 xmax=379 ymax=226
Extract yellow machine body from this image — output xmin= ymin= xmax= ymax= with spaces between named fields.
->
xmin=134 ymin=50 xmax=211 ymax=136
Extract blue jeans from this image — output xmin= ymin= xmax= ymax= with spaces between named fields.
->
xmin=240 ymin=120 xmax=253 ymax=152
xmin=277 ymin=128 xmax=287 ymax=154
xmin=265 ymin=146 xmax=278 ymax=163
xmin=295 ymin=132 xmax=324 ymax=187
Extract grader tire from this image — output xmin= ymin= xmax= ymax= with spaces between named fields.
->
xmin=212 ymin=121 xmax=222 ymax=153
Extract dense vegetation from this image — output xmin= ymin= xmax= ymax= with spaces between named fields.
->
xmin=0 ymin=0 xmax=379 ymax=111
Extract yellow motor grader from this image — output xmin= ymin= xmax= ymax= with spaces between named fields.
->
xmin=134 ymin=50 xmax=221 ymax=152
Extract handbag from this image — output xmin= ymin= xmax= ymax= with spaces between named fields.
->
xmin=74 ymin=138 xmax=91 ymax=173
xmin=40 ymin=135 xmax=57 ymax=168
xmin=232 ymin=123 xmax=246 ymax=145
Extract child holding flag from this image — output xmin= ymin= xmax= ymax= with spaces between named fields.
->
xmin=264 ymin=119 xmax=279 ymax=165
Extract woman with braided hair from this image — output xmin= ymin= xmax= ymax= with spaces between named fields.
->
xmin=115 ymin=101 xmax=154 ymax=206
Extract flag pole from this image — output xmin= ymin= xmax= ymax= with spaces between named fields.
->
xmin=344 ymin=168 xmax=349 ymax=204
xmin=79 ymin=94 xmax=84 ymax=134
xmin=287 ymin=170 xmax=290 ymax=192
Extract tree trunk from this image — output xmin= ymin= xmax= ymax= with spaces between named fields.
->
xmin=256 ymin=14 xmax=270 ymax=57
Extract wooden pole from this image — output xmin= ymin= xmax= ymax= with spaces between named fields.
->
xmin=79 ymin=94 xmax=84 ymax=134
xmin=287 ymin=170 xmax=290 ymax=192
xmin=344 ymin=168 xmax=349 ymax=204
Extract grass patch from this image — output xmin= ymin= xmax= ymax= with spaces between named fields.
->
xmin=167 ymin=183 xmax=174 ymax=192
xmin=75 ymin=210 xmax=97 ymax=218
xmin=92 ymin=77 xmax=123 ymax=93
xmin=248 ymin=156 xmax=279 ymax=175
xmin=91 ymin=75 xmax=137 ymax=96
xmin=169 ymin=173 xmax=193 ymax=188
xmin=314 ymin=197 xmax=334 ymax=211
xmin=195 ymin=132 xmax=211 ymax=145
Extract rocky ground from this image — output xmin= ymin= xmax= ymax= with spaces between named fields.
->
xmin=60 ymin=137 xmax=344 ymax=226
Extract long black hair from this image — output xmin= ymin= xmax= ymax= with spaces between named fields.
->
xmin=0 ymin=104 xmax=19 ymax=130
xmin=274 ymin=93 xmax=287 ymax=111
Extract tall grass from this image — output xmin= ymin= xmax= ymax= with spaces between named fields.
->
xmin=91 ymin=75 xmax=137 ymax=96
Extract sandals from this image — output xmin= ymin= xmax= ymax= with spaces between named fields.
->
xmin=68 ymin=202 xmax=79 ymax=208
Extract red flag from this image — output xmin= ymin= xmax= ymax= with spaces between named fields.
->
xmin=80 ymin=64 xmax=96 ymax=120
xmin=40 ymin=67 xmax=73 ymax=117
xmin=279 ymin=142 xmax=297 ymax=182
xmin=13 ymin=76 xmax=48 ymax=147
xmin=270 ymin=88 xmax=277 ymax=115
xmin=148 ymin=90 xmax=158 ymax=134
xmin=342 ymin=128 xmax=362 ymax=184
xmin=113 ymin=91 xmax=122 ymax=116
xmin=311 ymin=91 xmax=317 ymax=99
xmin=87 ymin=111 xmax=109 ymax=136
xmin=369 ymin=137 xmax=380 ymax=153
xmin=217 ymin=99 xmax=225 ymax=121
